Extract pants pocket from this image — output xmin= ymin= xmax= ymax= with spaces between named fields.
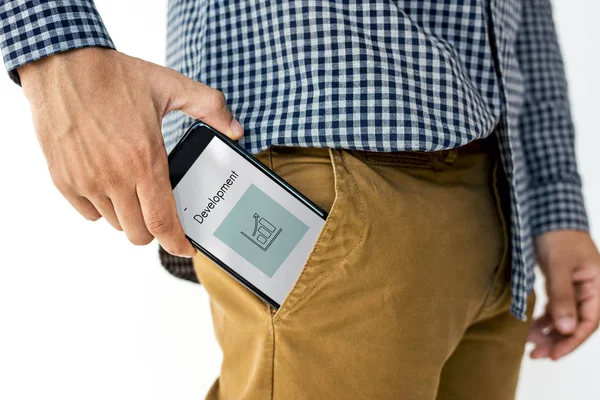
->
xmin=193 ymin=147 xmax=365 ymax=322
xmin=268 ymin=148 xmax=366 ymax=322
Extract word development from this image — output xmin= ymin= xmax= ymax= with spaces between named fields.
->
xmin=193 ymin=170 xmax=239 ymax=224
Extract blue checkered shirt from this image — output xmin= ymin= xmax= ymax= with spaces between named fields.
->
xmin=0 ymin=0 xmax=589 ymax=320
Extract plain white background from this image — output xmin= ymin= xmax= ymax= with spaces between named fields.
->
xmin=0 ymin=1 xmax=597 ymax=399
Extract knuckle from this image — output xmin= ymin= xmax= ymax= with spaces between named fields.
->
xmin=51 ymin=174 xmax=71 ymax=194
xmin=554 ymin=305 xmax=576 ymax=316
xmin=128 ymin=142 xmax=162 ymax=177
xmin=209 ymin=89 xmax=227 ymax=111
xmin=77 ymin=177 xmax=100 ymax=194
xmin=85 ymin=213 xmax=101 ymax=222
xmin=127 ymin=144 xmax=150 ymax=167
xmin=101 ymin=169 xmax=125 ymax=192
xmin=146 ymin=217 xmax=173 ymax=236
xmin=166 ymin=241 xmax=189 ymax=257
xmin=129 ymin=233 xmax=154 ymax=246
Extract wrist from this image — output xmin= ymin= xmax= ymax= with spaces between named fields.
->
xmin=17 ymin=55 xmax=54 ymax=94
xmin=18 ymin=48 xmax=116 ymax=103
xmin=535 ymin=230 xmax=596 ymax=269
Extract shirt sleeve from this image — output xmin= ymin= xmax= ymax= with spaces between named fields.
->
xmin=0 ymin=0 xmax=115 ymax=85
xmin=516 ymin=0 xmax=589 ymax=237
xmin=159 ymin=246 xmax=198 ymax=284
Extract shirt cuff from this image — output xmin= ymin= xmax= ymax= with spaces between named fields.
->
xmin=528 ymin=180 xmax=590 ymax=237
xmin=0 ymin=0 xmax=115 ymax=85
xmin=158 ymin=245 xmax=199 ymax=284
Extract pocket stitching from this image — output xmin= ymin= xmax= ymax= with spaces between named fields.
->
xmin=361 ymin=160 xmax=434 ymax=169
xmin=273 ymin=150 xmax=367 ymax=323
xmin=270 ymin=150 xmax=343 ymax=320
xmin=470 ymin=158 xmax=511 ymax=322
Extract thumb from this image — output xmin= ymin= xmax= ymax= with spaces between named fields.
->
xmin=547 ymin=265 xmax=578 ymax=335
xmin=163 ymin=72 xmax=244 ymax=140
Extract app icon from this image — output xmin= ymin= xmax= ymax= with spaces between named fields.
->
xmin=214 ymin=184 xmax=309 ymax=277
xmin=241 ymin=213 xmax=282 ymax=251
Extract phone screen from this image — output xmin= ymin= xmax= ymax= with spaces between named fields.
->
xmin=171 ymin=126 xmax=326 ymax=306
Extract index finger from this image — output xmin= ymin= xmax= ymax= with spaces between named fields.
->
xmin=551 ymin=286 xmax=600 ymax=360
xmin=136 ymin=155 xmax=196 ymax=258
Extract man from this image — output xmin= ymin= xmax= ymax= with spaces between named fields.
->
xmin=1 ymin=0 xmax=599 ymax=399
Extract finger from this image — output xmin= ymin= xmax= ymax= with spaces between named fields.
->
xmin=162 ymin=70 xmax=243 ymax=140
xmin=551 ymin=285 xmax=600 ymax=359
xmin=63 ymin=192 xmax=102 ymax=221
xmin=528 ymin=313 xmax=553 ymax=343
xmin=528 ymin=312 xmax=557 ymax=360
xmin=573 ymin=264 xmax=600 ymax=302
xmin=111 ymin=190 xmax=154 ymax=246
xmin=551 ymin=320 xmax=597 ymax=360
xmin=546 ymin=264 xmax=578 ymax=334
xmin=573 ymin=265 xmax=600 ymax=282
xmin=530 ymin=328 xmax=563 ymax=359
xmin=530 ymin=343 xmax=553 ymax=359
xmin=136 ymin=155 xmax=196 ymax=258
xmin=575 ymin=281 xmax=600 ymax=304
xmin=576 ymin=280 xmax=598 ymax=304
xmin=89 ymin=196 xmax=122 ymax=231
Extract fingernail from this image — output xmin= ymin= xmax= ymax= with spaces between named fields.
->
xmin=229 ymin=118 xmax=244 ymax=138
xmin=557 ymin=316 xmax=576 ymax=332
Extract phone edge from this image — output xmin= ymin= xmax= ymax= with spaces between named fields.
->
xmin=168 ymin=120 xmax=329 ymax=309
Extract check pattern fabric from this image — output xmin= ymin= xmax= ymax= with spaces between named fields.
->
xmin=0 ymin=0 xmax=589 ymax=320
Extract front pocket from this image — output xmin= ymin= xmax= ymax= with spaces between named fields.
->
xmin=270 ymin=149 xmax=366 ymax=322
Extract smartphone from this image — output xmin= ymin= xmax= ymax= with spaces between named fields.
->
xmin=168 ymin=121 xmax=327 ymax=308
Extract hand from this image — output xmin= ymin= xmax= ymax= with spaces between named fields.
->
xmin=529 ymin=230 xmax=600 ymax=360
xmin=18 ymin=47 xmax=243 ymax=257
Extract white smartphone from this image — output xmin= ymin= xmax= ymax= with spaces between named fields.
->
xmin=168 ymin=121 xmax=327 ymax=308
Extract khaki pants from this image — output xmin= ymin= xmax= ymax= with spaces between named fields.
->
xmin=193 ymin=140 xmax=535 ymax=400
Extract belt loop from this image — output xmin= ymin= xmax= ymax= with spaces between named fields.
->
xmin=268 ymin=147 xmax=274 ymax=170
xmin=442 ymin=149 xmax=458 ymax=164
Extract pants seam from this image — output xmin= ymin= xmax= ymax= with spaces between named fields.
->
xmin=268 ymin=147 xmax=274 ymax=170
xmin=268 ymin=310 xmax=275 ymax=400
xmin=471 ymin=157 xmax=509 ymax=322
xmin=269 ymin=148 xmax=343 ymax=321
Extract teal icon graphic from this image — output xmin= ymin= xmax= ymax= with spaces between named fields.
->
xmin=214 ymin=184 xmax=309 ymax=278
xmin=241 ymin=213 xmax=282 ymax=251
